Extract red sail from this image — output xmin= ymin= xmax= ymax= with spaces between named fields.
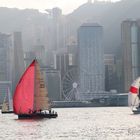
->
xmin=129 ymin=86 xmax=138 ymax=94
xmin=13 ymin=60 xmax=35 ymax=114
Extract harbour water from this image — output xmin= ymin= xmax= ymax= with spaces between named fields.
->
xmin=0 ymin=107 xmax=140 ymax=140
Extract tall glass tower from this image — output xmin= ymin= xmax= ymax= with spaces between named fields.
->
xmin=78 ymin=23 xmax=104 ymax=100
xmin=121 ymin=20 xmax=140 ymax=92
xmin=0 ymin=33 xmax=13 ymax=103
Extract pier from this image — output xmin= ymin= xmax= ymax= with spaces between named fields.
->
xmin=52 ymin=93 xmax=128 ymax=108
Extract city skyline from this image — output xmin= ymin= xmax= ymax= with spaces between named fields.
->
xmin=0 ymin=0 xmax=120 ymax=14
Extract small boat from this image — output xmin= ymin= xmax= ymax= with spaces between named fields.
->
xmin=2 ymin=88 xmax=13 ymax=114
xmin=13 ymin=59 xmax=58 ymax=119
xmin=129 ymin=77 xmax=140 ymax=114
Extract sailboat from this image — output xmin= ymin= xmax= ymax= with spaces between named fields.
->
xmin=1 ymin=88 xmax=13 ymax=114
xmin=129 ymin=77 xmax=140 ymax=114
xmin=13 ymin=59 xmax=58 ymax=119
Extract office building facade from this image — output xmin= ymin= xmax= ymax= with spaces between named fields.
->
xmin=122 ymin=20 xmax=140 ymax=92
xmin=78 ymin=23 xmax=105 ymax=100
xmin=0 ymin=33 xmax=13 ymax=103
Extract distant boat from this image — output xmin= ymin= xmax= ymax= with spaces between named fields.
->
xmin=13 ymin=59 xmax=58 ymax=119
xmin=2 ymin=88 xmax=13 ymax=114
xmin=129 ymin=77 xmax=140 ymax=114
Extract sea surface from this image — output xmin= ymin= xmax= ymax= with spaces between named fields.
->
xmin=0 ymin=107 xmax=140 ymax=140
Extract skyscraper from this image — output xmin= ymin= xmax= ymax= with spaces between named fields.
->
xmin=46 ymin=7 xmax=65 ymax=51
xmin=122 ymin=20 xmax=140 ymax=92
xmin=13 ymin=32 xmax=25 ymax=91
xmin=104 ymin=54 xmax=116 ymax=91
xmin=78 ymin=23 xmax=104 ymax=100
xmin=42 ymin=67 xmax=61 ymax=101
xmin=0 ymin=32 xmax=13 ymax=103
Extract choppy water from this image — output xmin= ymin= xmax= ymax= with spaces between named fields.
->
xmin=0 ymin=107 xmax=140 ymax=140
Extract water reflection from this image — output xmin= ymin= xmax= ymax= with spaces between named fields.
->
xmin=0 ymin=107 xmax=140 ymax=140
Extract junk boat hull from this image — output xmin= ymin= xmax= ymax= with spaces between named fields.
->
xmin=132 ymin=108 xmax=140 ymax=114
xmin=2 ymin=111 xmax=14 ymax=114
xmin=18 ymin=113 xmax=58 ymax=119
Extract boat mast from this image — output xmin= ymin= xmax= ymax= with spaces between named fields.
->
xmin=34 ymin=59 xmax=37 ymax=111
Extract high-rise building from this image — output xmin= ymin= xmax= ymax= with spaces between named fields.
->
xmin=121 ymin=20 xmax=140 ymax=92
xmin=53 ymin=48 xmax=69 ymax=79
xmin=104 ymin=54 xmax=116 ymax=91
xmin=67 ymin=44 xmax=78 ymax=67
xmin=13 ymin=32 xmax=25 ymax=91
xmin=33 ymin=45 xmax=46 ymax=66
xmin=0 ymin=32 xmax=13 ymax=103
xmin=78 ymin=23 xmax=105 ymax=100
xmin=24 ymin=51 xmax=36 ymax=67
xmin=41 ymin=67 xmax=61 ymax=101
xmin=45 ymin=8 xmax=66 ymax=68
xmin=46 ymin=7 xmax=65 ymax=51
xmin=0 ymin=33 xmax=12 ymax=81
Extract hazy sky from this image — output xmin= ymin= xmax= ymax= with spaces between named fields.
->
xmin=0 ymin=0 xmax=121 ymax=14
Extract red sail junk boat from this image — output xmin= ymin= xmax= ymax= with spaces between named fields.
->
xmin=13 ymin=59 xmax=58 ymax=119
xmin=129 ymin=77 xmax=140 ymax=114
